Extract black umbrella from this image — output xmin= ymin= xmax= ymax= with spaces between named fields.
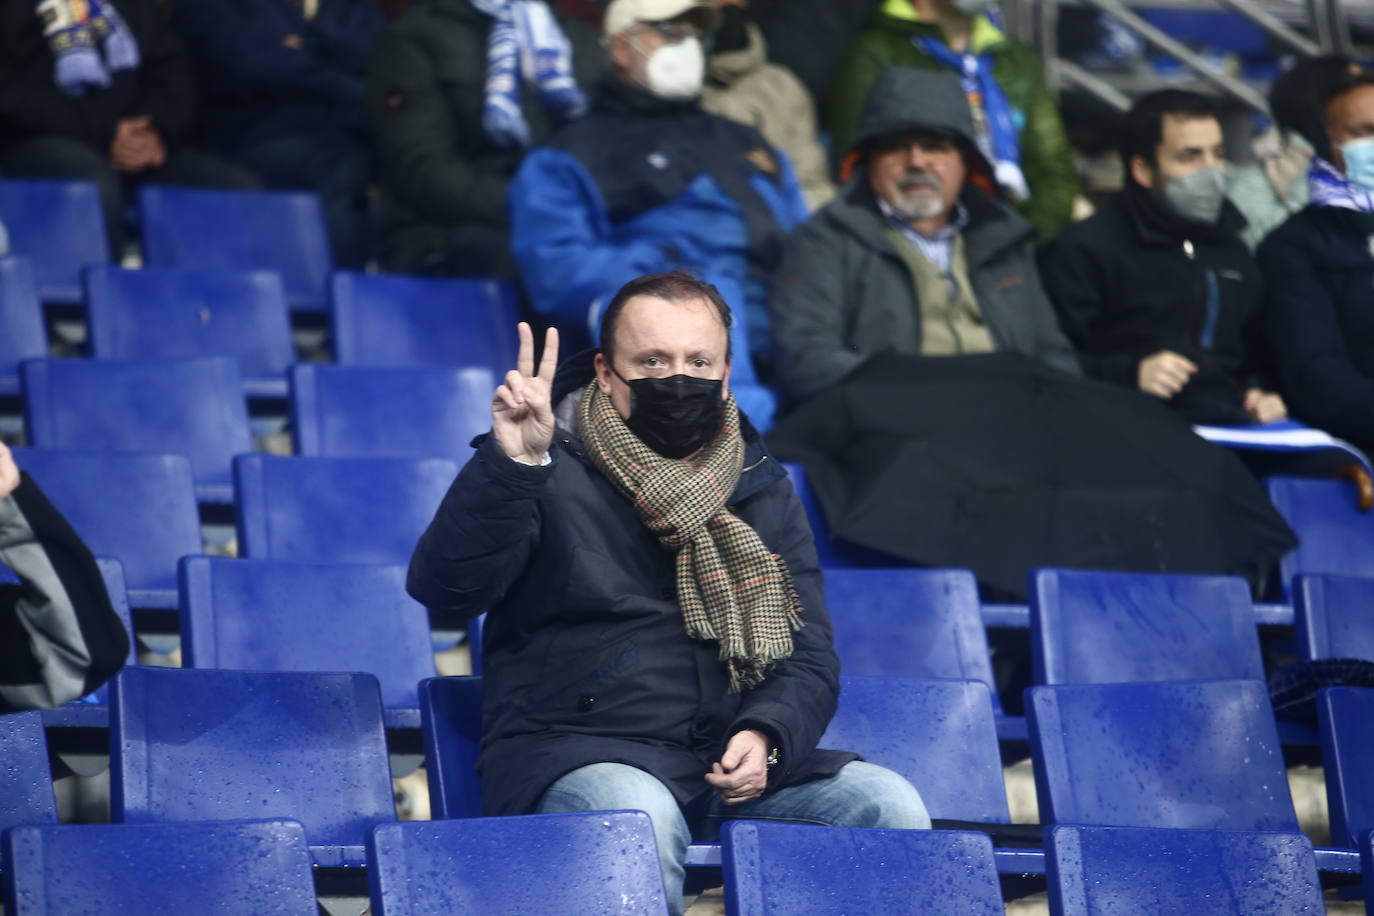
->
xmin=767 ymin=352 xmax=1297 ymax=599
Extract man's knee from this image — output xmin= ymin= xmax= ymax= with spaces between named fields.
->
xmin=829 ymin=761 xmax=932 ymax=830
xmin=537 ymin=763 xmax=683 ymax=826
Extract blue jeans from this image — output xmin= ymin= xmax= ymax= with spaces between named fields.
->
xmin=537 ymin=761 xmax=930 ymax=916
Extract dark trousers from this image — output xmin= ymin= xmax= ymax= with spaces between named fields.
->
xmin=229 ymin=130 xmax=374 ymax=269
xmin=0 ymin=135 xmax=260 ymax=253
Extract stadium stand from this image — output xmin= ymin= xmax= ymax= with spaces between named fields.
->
xmin=0 ymin=179 xmax=110 ymax=305
xmin=1317 ymin=686 xmax=1374 ymax=851
xmin=2 ymin=820 xmax=318 ymax=916
xmin=1294 ymin=573 xmax=1374 ymax=663
xmin=85 ymin=266 xmax=294 ymax=398
xmin=366 ymin=812 xmax=668 ymax=916
xmin=0 ymin=712 xmax=57 ymax=837
xmin=0 ymin=256 xmax=44 ymax=398
xmin=1267 ymin=476 xmax=1374 ymax=598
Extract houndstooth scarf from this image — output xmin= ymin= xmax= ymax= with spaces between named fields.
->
xmin=577 ymin=381 xmax=803 ymax=691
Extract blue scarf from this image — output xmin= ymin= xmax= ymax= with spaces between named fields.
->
xmin=1307 ymin=156 xmax=1374 ymax=215
xmin=36 ymin=0 xmax=139 ymax=97
xmin=915 ymin=35 xmax=1028 ymax=201
xmin=469 ymin=0 xmax=587 ymax=148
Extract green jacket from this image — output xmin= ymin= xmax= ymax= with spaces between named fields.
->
xmin=366 ymin=0 xmax=602 ymax=274
xmin=827 ymin=3 xmax=1078 ymax=240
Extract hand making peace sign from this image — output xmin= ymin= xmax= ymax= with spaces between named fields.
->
xmin=492 ymin=322 xmax=560 ymax=465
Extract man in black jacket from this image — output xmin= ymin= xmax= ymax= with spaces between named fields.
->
xmin=1259 ymin=72 xmax=1374 ymax=453
xmin=0 ymin=0 xmax=257 ymax=251
xmin=1 ymin=442 xmax=128 ymax=714
xmin=408 ymin=271 xmax=928 ymax=916
xmin=1040 ymin=89 xmax=1285 ymax=426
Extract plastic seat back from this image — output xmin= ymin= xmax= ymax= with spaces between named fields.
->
xmin=330 ymin=272 xmax=518 ymax=376
xmin=1047 ymin=824 xmax=1322 ymax=916
xmin=820 ymin=676 xmax=1009 ymax=824
xmin=723 ymin=822 xmax=1001 ymax=916
xmin=290 ymin=364 xmax=492 ymax=460
xmin=1294 ymin=573 xmax=1374 ymax=662
xmin=1317 ymin=686 xmax=1374 ymax=849
xmin=1027 ymin=679 xmax=1298 ymax=831
xmin=0 ymin=712 xmax=57 ymax=834
xmin=22 ymin=357 xmax=251 ymax=503
xmin=0 ymin=179 xmax=110 ymax=304
xmin=139 ymin=186 xmax=331 ymax=312
xmin=0 ymin=256 xmax=45 ymax=396
xmin=366 ymin=812 xmax=666 ymax=916
xmin=179 ymin=558 xmax=435 ymax=723
xmin=12 ymin=448 xmax=201 ymax=603
xmin=1031 ymin=568 xmax=1264 ymax=685
xmin=111 ymin=666 xmax=394 ymax=866
xmin=85 ymin=266 xmax=293 ymax=397
xmin=1267 ymin=476 xmax=1374 ymax=597
xmin=2 ymin=819 xmax=317 ymax=915
xmin=418 ymin=676 xmax=484 ymax=819
xmin=234 ymin=454 xmax=457 ymax=564
xmin=827 ymin=568 xmax=998 ymax=709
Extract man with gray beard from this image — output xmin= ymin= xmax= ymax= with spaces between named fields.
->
xmin=768 ymin=67 xmax=1078 ymax=404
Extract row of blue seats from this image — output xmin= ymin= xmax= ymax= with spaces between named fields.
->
xmin=6 ymin=669 xmax=1374 ymax=882
xmin=0 ymin=179 xmax=339 ymax=312
xmin=0 ymin=256 xmax=520 ymax=398
xmin=3 ymin=814 xmax=1361 ymax=915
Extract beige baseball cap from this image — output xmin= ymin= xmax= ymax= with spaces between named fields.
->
xmin=602 ymin=0 xmax=721 ymax=39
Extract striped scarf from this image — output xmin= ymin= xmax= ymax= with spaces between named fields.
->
xmin=1307 ymin=156 xmax=1374 ymax=215
xmin=577 ymin=381 xmax=803 ymax=691
xmin=36 ymin=0 xmax=140 ymax=97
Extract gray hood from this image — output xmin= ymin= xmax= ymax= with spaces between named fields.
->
xmin=849 ymin=67 xmax=979 ymax=155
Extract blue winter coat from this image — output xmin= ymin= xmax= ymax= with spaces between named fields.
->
xmin=1259 ymin=205 xmax=1374 ymax=450
xmin=406 ymin=355 xmax=856 ymax=817
xmin=507 ymin=78 xmax=812 ymax=431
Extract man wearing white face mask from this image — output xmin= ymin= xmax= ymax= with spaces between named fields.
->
xmin=506 ymin=0 xmax=812 ymax=432
xmin=1040 ymin=89 xmax=1286 ymax=426
xmin=1258 ymin=72 xmax=1374 ymax=454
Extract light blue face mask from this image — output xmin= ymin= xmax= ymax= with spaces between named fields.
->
xmin=1341 ymin=136 xmax=1374 ymax=192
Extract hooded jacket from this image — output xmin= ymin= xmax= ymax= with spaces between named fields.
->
xmin=827 ymin=0 xmax=1078 ymax=239
xmin=701 ymin=21 xmax=835 ymax=211
xmin=0 ymin=0 xmax=196 ymax=154
xmin=770 ymin=67 xmax=1079 ymax=404
xmin=406 ymin=352 xmax=855 ymax=817
xmin=1040 ymin=181 xmax=1269 ymax=425
xmin=366 ymin=0 xmax=603 ymax=274
xmin=1258 ymin=205 xmax=1374 ymax=450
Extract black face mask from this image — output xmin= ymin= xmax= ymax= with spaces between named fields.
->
xmin=612 ymin=367 xmax=724 ymax=459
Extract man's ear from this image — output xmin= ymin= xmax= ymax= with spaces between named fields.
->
xmin=1129 ymin=154 xmax=1156 ymax=190
xmin=607 ymin=32 xmax=634 ymax=72
xmin=593 ymin=351 xmax=614 ymax=395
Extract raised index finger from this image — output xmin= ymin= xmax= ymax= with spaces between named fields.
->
xmin=515 ymin=322 xmax=534 ymax=378
xmin=537 ymin=327 xmax=560 ymax=380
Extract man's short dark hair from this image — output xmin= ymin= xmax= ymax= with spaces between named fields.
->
xmin=1270 ymin=55 xmax=1354 ymax=156
xmin=1118 ymin=89 xmax=1221 ymax=172
xmin=1322 ymin=71 xmax=1374 ymax=131
xmin=599 ymin=270 xmax=734 ymax=364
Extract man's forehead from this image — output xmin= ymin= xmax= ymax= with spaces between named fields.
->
xmin=1330 ymin=85 xmax=1374 ymax=124
xmin=1159 ymin=114 xmax=1222 ymax=147
xmin=615 ymin=295 xmax=727 ymax=349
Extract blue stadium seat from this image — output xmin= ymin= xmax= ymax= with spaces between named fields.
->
xmin=290 ymin=364 xmax=492 ymax=460
xmin=722 ymin=822 xmax=1001 ymax=916
xmin=12 ymin=449 xmax=202 ymax=608
xmin=2 ymin=819 xmax=318 ymax=915
xmin=0 ymin=256 xmax=45 ymax=397
xmin=1317 ymin=686 xmax=1374 ymax=850
xmin=1267 ymin=476 xmax=1374 ymax=598
xmin=111 ymin=666 xmax=394 ymax=867
xmin=139 ymin=186 xmax=331 ymax=313
xmin=330 ymin=272 xmax=519 ymax=377
xmin=1294 ymin=573 xmax=1374 ymax=662
xmin=366 ymin=812 xmax=668 ymax=916
xmin=1047 ymin=824 xmax=1323 ymax=916
xmin=179 ymin=557 xmax=435 ymax=729
xmin=1027 ymin=679 xmax=1298 ymax=832
xmin=41 ymin=557 xmax=137 ymax=729
xmin=827 ymin=569 xmax=1000 ymax=711
xmin=820 ymin=676 xmax=1010 ymax=827
xmin=234 ymin=454 xmax=457 ymax=564
xmin=0 ymin=179 xmax=110 ymax=304
xmin=21 ymin=357 xmax=252 ymax=504
xmin=0 ymin=712 xmax=57 ymax=836
xmin=1030 ymin=568 xmax=1264 ymax=684
xmin=418 ymin=676 xmax=484 ymax=820
xmin=85 ymin=266 xmax=294 ymax=398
